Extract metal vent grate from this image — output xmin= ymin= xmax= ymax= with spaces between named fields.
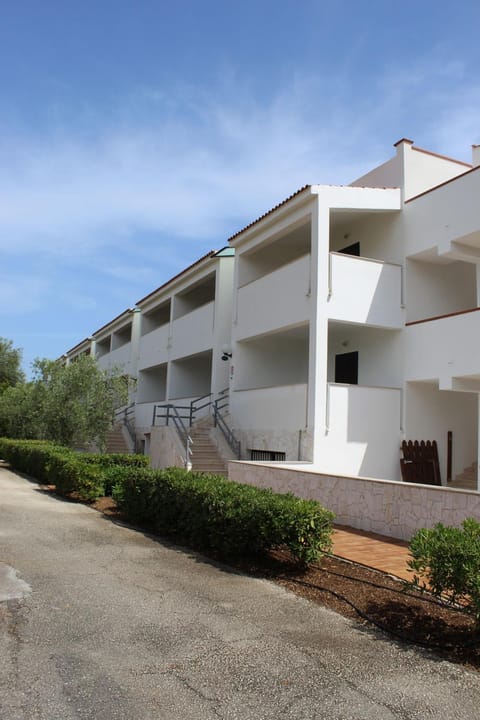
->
xmin=250 ymin=449 xmax=286 ymax=462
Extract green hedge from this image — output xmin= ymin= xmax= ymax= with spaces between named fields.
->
xmin=0 ymin=438 xmax=61 ymax=484
xmin=0 ymin=438 xmax=148 ymax=501
xmin=1 ymin=439 xmax=334 ymax=565
xmin=408 ymin=518 xmax=480 ymax=623
xmin=112 ymin=466 xmax=334 ymax=565
xmin=79 ymin=452 xmax=149 ymax=495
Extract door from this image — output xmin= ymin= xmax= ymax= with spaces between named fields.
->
xmin=335 ymin=351 xmax=358 ymax=384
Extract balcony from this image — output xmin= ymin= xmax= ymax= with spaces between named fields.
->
xmin=231 ymin=383 xmax=307 ymax=430
xmin=236 ymin=255 xmax=311 ymax=340
xmin=315 ymin=383 xmax=402 ymax=480
xmin=170 ymin=301 xmax=215 ymax=360
xmin=327 ymin=253 xmax=403 ymax=328
xmin=139 ymin=324 xmax=170 ymax=370
xmin=405 ymin=307 xmax=480 ymax=386
xmin=97 ymin=344 xmax=131 ymax=373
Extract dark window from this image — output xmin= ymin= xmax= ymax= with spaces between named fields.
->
xmin=338 ymin=241 xmax=360 ymax=256
xmin=335 ymin=351 xmax=358 ymax=384
xmin=250 ymin=449 xmax=286 ymax=461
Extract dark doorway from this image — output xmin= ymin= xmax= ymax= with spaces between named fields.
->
xmin=335 ymin=351 xmax=358 ymax=384
xmin=338 ymin=241 xmax=360 ymax=256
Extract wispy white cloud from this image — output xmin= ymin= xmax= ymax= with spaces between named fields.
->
xmin=0 ymin=59 xmax=479 ymax=269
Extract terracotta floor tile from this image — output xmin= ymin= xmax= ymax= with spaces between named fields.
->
xmin=332 ymin=526 xmax=412 ymax=581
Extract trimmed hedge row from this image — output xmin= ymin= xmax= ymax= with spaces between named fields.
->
xmin=0 ymin=438 xmax=148 ymax=501
xmin=80 ymin=452 xmax=150 ymax=495
xmin=1 ymin=438 xmax=334 ymax=565
xmin=112 ymin=466 xmax=334 ymax=565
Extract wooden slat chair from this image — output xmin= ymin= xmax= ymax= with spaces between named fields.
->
xmin=400 ymin=440 xmax=441 ymax=486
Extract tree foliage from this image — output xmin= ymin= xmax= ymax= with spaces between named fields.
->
xmin=0 ymin=337 xmax=25 ymax=393
xmin=0 ymin=353 xmax=129 ymax=450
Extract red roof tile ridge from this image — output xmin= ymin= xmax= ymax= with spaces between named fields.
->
xmin=227 ymin=185 xmax=311 ymax=242
xmin=136 ymin=249 xmax=217 ymax=306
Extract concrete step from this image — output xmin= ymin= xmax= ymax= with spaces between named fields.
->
xmin=189 ymin=418 xmax=229 ymax=476
xmin=449 ymin=462 xmax=478 ymax=491
xmin=105 ymin=426 xmax=129 ymax=454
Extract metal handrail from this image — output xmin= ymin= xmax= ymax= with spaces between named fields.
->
xmin=213 ymin=393 xmax=241 ymax=459
xmin=152 ymin=403 xmax=193 ymax=468
xmin=114 ymin=403 xmax=136 ymax=450
xmin=189 ymin=392 xmax=212 ymax=426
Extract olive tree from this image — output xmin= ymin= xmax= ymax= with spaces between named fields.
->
xmin=0 ymin=353 xmax=129 ymax=450
xmin=31 ymin=356 xmax=129 ymax=449
xmin=0 ymin=337 xmax=25 ymax=393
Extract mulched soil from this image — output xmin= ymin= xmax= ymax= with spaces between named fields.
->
xmin=89 ymin=495 xmax=480 ymax=671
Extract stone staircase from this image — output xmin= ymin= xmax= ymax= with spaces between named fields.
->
xmin=105 ymin=424 xmax=130 ymax=454
xmin=448 ymin=462 xmax=478 ymax=491
xmin=190 ymin=421 xmax=228 ymax=476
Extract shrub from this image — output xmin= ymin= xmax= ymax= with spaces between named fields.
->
xmin=79 ymin=453 xmax=149 ymax=495
xmin=112 ymin=466 xmax=334 ymax=565
xmin=0 ymin=438 xmax=105 ymax=501
xmin=408 ymin=518 xmax=480 ymax=623
xmin=47 ymin=451 xmax=105 ymax=501
xmin=0 ymin=438 xmax=61 ymax=483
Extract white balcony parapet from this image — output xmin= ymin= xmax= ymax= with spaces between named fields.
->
xmin=405 ymin=307 xmax=480 ymax=387
xmin=97 ymin=344 xmax=131 ymax=373
xmin=139 ymin=324 xmax=170 ymax=370
xmin=236 ymin=255 xmax=311 ymax=340
xmin=231 ymin=383 xmax=307 ymax=430
xmin=317 ymin=383 xmax=402 ymax=480
xmin=170 ymin=301 xmax=215 ymax=360
xmin=327 ymin=252 xmax=403 ymax=328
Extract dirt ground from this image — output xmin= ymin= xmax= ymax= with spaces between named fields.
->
xmin=91 ymin=495 xmax=480 ymax=671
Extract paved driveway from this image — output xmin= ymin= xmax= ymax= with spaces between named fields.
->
xmin=1 ymin=466 xmax=479 ymax=719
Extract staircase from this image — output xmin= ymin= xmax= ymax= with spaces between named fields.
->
xmin=105 ymin=424 xmax=130 ymax=454
xmin=189 ymin=421 xmax=228 ymax=476
xmin=449 ymin=462 xmax=478 ymax=491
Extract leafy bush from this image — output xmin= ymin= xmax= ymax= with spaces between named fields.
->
xmin=0 ymin=438 xmax=105 ymax=501
xmin=112 ymin=466 xmax=334 ymax=565
xmin=408 ymin=518 xmax=480 ymax=623
xmin=0 ymin=438 xmax=61 ymax=483
xmin=47 ymin=451 xmax=105 ymax=501
xmin=80 ymin=453 xmax=149 ymax=495
xmin=80 ymin=453 xmax=150 ymax=468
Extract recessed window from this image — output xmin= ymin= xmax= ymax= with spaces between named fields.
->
xmin=338 ymin=241 xmax=360 ymax=256
xmin=335 ymin=351 xmax=358 ymax=384
xmin=250 ymin=449 xmax=286 ymax=461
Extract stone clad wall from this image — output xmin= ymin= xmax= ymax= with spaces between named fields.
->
xmin=228 ymin=461 xmax=480 ymax=541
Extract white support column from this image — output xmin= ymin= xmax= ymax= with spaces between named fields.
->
xmin=129 ymin=308 xmax=141 ymax=380
xmin=308 ymin=194 xmax=331 ymax=465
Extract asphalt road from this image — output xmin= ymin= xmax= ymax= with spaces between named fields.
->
xmin=1 ymin=465 xmax=479 ymax=720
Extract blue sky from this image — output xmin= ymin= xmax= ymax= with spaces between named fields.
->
xmin=1 ymin=0 xmax=480 ymax=373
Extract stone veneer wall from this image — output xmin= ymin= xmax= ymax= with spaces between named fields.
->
xmin=228 ymin=461 xmax=480 ymax=541
xmin=149 ymin=426 xmax=184 ymax=469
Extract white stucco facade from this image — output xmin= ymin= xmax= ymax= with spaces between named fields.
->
xmin=64 ymin=137 xmax=480 ymax=496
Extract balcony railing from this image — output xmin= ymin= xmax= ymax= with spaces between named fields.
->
xmin=236 ymin=255 xmax=311 ymax=340
xmin=328 ymin=252 xmax=403 ymax=328
xmin=138 ymin=323 xmax=170 ymax=370
xmin=170 ymin=301 xmax=215 ymax=359
xmin=405 ymin=306 xmax=480 ymax=384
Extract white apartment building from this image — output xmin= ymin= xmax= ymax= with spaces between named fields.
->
xmin=65 ymin=138 xmax=480 ymax=493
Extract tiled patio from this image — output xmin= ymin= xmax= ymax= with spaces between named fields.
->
xmin=332 ymin=525 xmax=412 ymax=581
